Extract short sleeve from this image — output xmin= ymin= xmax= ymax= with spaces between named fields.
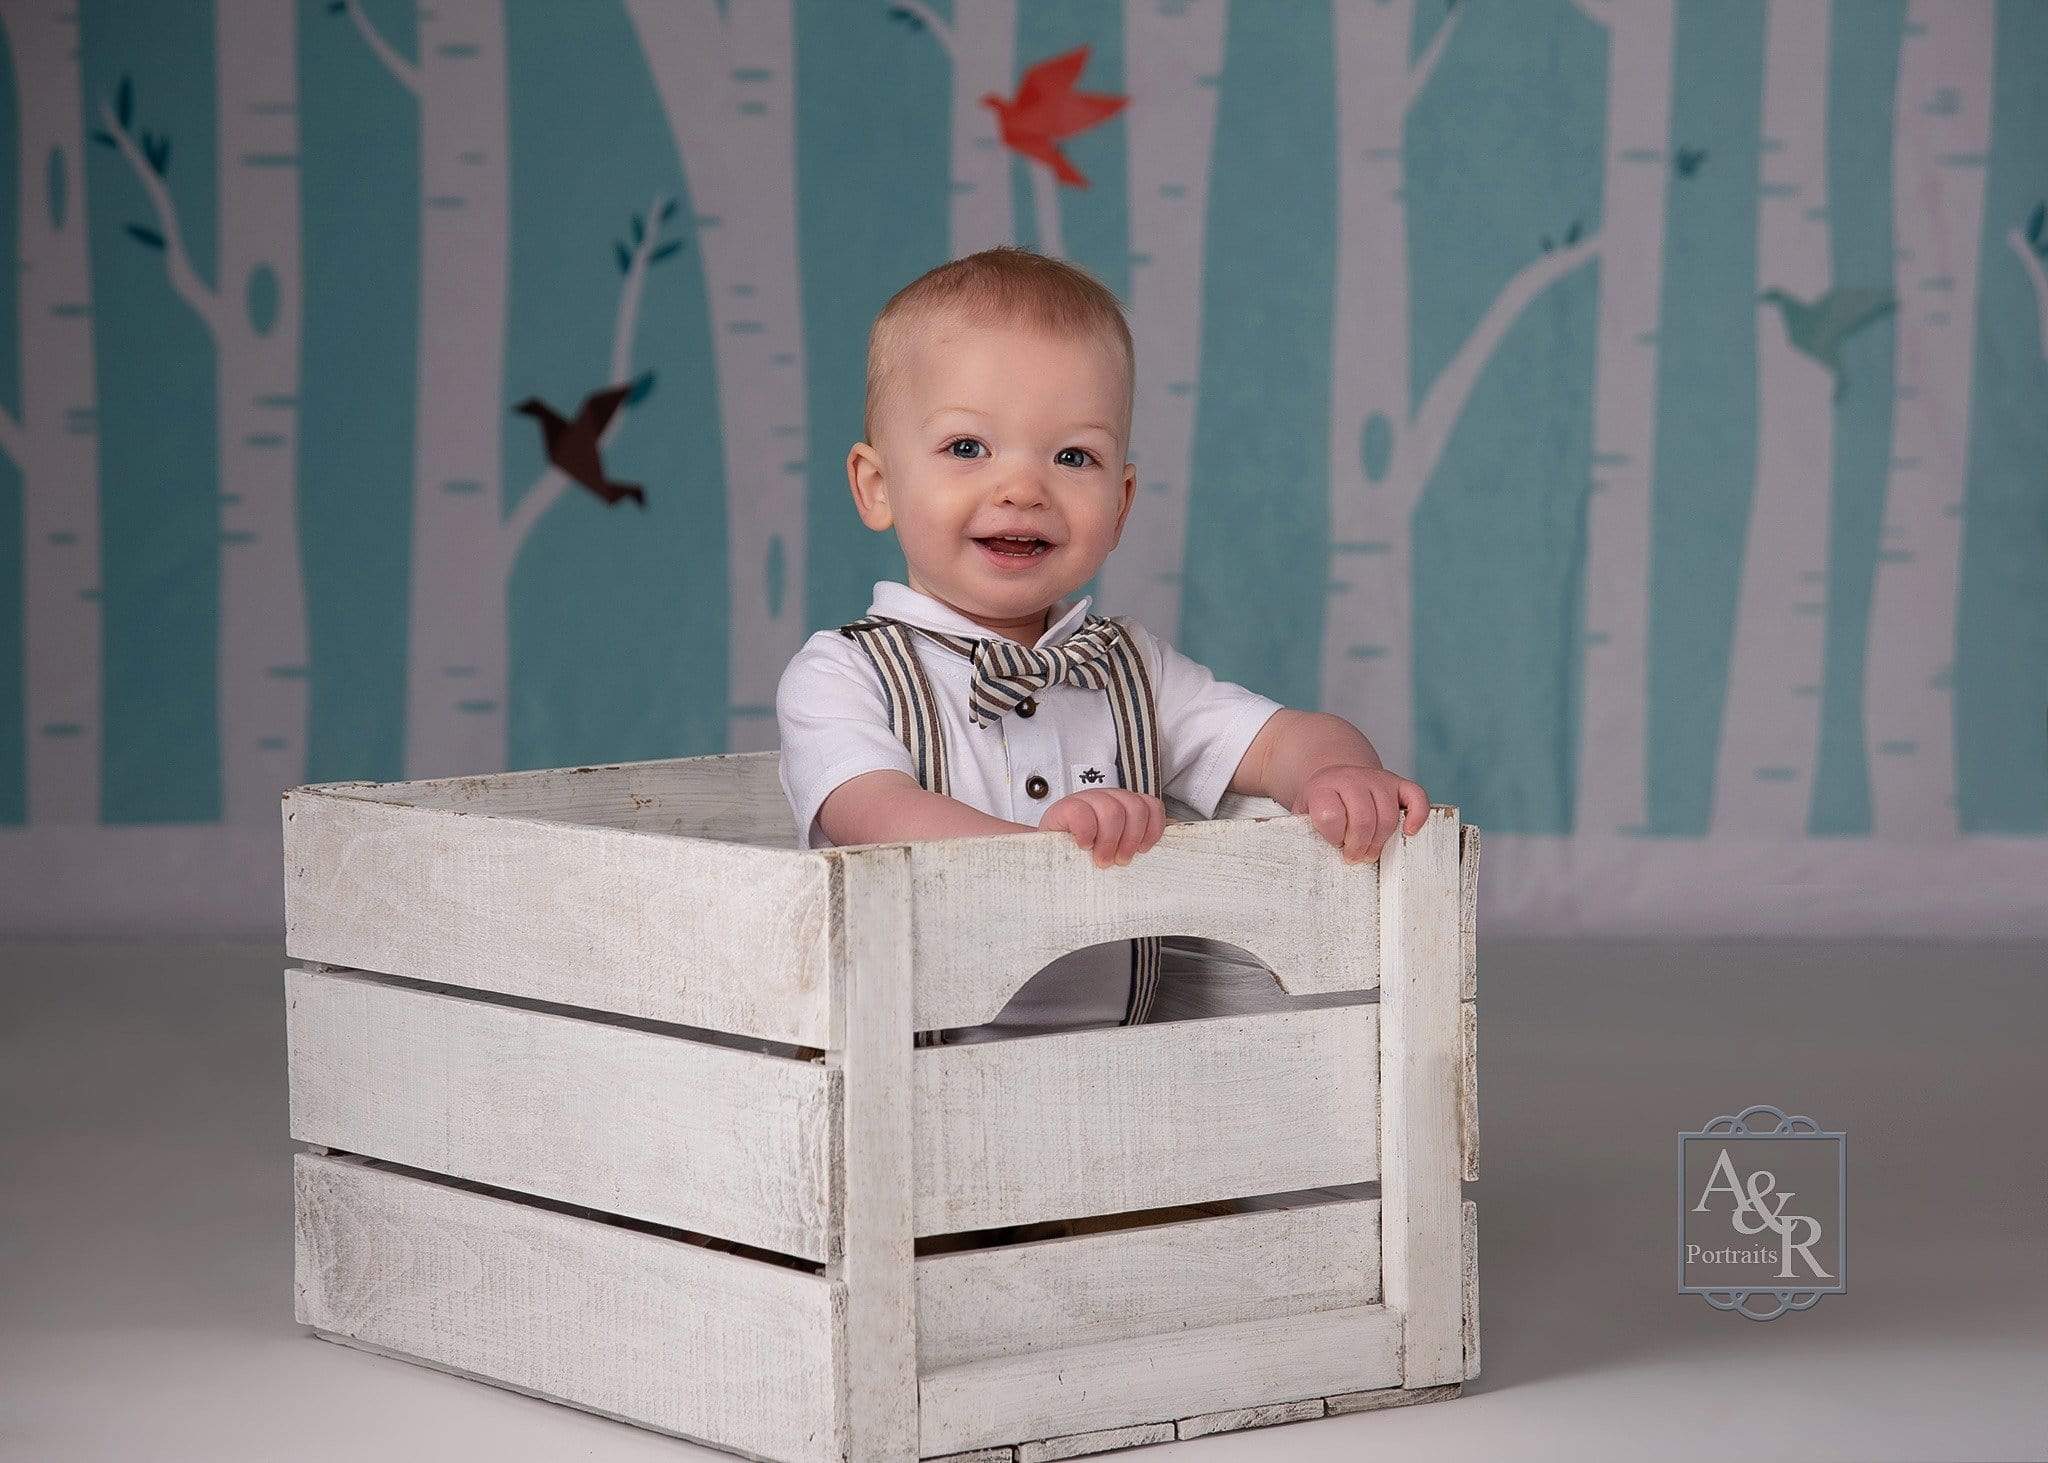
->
xmin=1120 ymin=618 xmax=1285 ymax=818
xmin=776 ymin=632 xmax=918 ymax=849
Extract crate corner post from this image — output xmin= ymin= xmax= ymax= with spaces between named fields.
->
xmin=1377 ymin=804 xmax=1465 ymax=1389
xmin=830 ymin=843 xmax=921 ymax=1463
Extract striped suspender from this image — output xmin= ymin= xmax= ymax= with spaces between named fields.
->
xmin=1093 ymin=617 xmax=1166 ymax=1025
xmin=836 ymin=613 xmax=1168 ymax=1041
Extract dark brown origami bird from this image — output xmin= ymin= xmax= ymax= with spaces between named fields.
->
xmin=514 ymin=385 xmax=646 ymax=508
xmin=980 ymin=45 xmax=1128 ymax=188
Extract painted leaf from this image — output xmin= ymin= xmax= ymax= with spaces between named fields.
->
xmin=627 ymin=370 xmax=657 ymax=405
xmin=615 ymin=241 xmax=630 ymax=274
xmin=651 ymin=240 xmax=683 ymax=263
xmin=117 ymin=76 xmax=133 ymax=128
xmin=125 ymin=223 xmax=165 ymax=251
xmin=2029 ymin=202 xmax=2044 ymax=246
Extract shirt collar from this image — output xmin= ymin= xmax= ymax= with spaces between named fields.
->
xmin=867 ymin=580 xmax=1094 ymax=650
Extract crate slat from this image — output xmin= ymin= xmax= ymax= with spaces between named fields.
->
xmin=282 ymin=784 xmax=832 ymax=1045
xmin=917 ymin=1301 xmax=1402 ymax=1456
xmin=1378 ymin=806 xmax=1465 ymax=1387
xmin=293 ymin=1153 xmax=843 ymax=1463
xmin=286 ymin=967 xmax=839 ymax=1261
xmin=912 ymin=1005 xmax=1377 ymax=1235
xmin=915 ymin=1196 xmax=1379 ymax=1372
xmin=905 ymin=815 xmax=1380 ymax=1031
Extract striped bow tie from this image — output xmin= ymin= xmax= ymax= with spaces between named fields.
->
xmin=907 ymin=617 xmax=1128 ymax=726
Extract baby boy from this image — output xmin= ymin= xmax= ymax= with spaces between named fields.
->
xmin=776 ymin=246 xmax=1429 ymax=1046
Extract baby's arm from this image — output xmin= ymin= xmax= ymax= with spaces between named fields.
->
xmin=1229 ymin=708 xmax=1428 ymax=861
xmin=816 ymin=769 xmax=1032 ymax=846
xmin=820 ymin=771 xmax=1162 ymax=868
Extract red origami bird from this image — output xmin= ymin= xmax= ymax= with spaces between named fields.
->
xmin=980 ymin=46 xmax=1128 ymax=188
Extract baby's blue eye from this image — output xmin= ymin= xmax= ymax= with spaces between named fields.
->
xmin=1056 ymin=447 xmax=1097 ymax=468
xmin=945 ymin=438 xmax=985 ymax=459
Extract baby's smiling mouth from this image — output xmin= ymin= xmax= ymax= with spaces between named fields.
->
xmin=973 ymin=534 xmax=1052 ymax=558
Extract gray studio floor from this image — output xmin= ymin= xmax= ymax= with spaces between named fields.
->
xmin=2 ymin=938 xmax=2043 ymax=1463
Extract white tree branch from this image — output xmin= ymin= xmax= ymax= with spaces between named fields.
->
xmin=890 ymin=0 xmax=955 ymax=63
xmin=1402 ymin=231 xmax=1602 ymax=487
xmin=100 ymin=98 xmax=225 ymax=344
xmin=2009 ymin=226 xmax=2048 ymax=364
xmin=502 ymin=193 xmax=672 ymax=563
xmin=343 ymin=0 xmax=422 ymax=97
xmin=1568 ymin=0 xmax=1614 ymax=25
xmin=0 ymin=405 xmax=22 ymax=469
xmin=1405 ymin=6 xmax=1464 ymax=113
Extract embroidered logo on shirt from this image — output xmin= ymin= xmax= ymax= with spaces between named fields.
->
xmin=1070 ymin=760 xmax=1121 ymax=790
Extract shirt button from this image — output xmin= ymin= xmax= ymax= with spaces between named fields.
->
xmin=1025 ymin=774 xmax=1050 ymax=800
xmin=1016 ymin=696 xmax=1037 ymax=718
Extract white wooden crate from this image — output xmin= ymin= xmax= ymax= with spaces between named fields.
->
xmin=282 ymin=749 xmax=1480 ymax=1462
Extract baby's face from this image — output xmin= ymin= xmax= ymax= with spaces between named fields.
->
xmin=849 ymin=314 xmax=1136 ymax=640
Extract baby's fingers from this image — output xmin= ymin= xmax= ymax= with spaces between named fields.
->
xmin=1089 ymin=797 xmax=1128 ymax=868
xmin=1044 ymin=800 xmax=1098 ymax=851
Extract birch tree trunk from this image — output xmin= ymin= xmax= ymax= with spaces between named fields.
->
xmin=627 ymin=0 xmax=809 ymax=755
xmin=1865 ymin=2 xmax=1993 ymax=834
xmin=1095 ymin=0 xmax=1226 ymax=643
xmin=1572 ymin=0 xmax=1674 ymax=837
xmin=0 ymin=0 xmax=101 ymax=824
xmin=340 ymin=0 xmax=513 ymax=779
xmin=886 ymin=0 xmax=1015 ymax=257
xmin=1324 ymin=1 xmax=1597 ymax=779
xmin=213 ymin=1 xmax=306 ymax=823
xmin=1712 ymin=0 xmax=1833 ymax=834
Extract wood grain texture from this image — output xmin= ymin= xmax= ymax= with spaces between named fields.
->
xmin=285 ymin=966 xmax=838 ymax=1260
xmin=1461 ymin=997 xmax=1479 ymax=1183
xmin=1377 ymin=805 xmax=1465 ymax=1387
xmin=1459 ymin=823 xmax=1480 ymax=1001
xmin=1463 ymin=1198 xmax=1481 ymax=1380
xmin=917 ymin=1302 xmax=1401 ymax=1456
xmin=302 ymin=750 xmax=796 ymax=845
xmin=282 ymin=784 xmax=834 ymax=1046
xmin=293 ymin=1153 xmax=843 ymax=1463
xmin=1016 ymin=1423 xmax=1175 ymax=1462
xmin=1323 ymin=1382 xmax=1461 ymax=1416
xmin=904 ymin=814 xmax=1380 ymax=1030
xmin=831 ymin=847 xmax=919 ymax=1462
xmin=914 ymin=1196 xmax=1379 ymax=1371
xmin=1175 ymin=1397 xmax=1326 ymax=1440
xmin=912 ymin=1006 xmax=1378 ymax=1235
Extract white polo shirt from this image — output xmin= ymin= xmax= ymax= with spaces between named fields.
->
xmin=776 ymin=580 xmax=1284 ymax=1038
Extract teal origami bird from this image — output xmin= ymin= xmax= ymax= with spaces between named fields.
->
xmin=1759 ymin=286 xmax=1897 ymax=401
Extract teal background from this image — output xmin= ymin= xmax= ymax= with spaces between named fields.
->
xmin=1 ymin=0 xmax=2043 ymax=924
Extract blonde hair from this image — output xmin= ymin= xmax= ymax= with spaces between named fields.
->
xmin=862 ymin=246 xmax=1135 ymax=448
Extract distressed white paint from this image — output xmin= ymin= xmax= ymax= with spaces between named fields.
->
xmin=285 ymin=966 xmax=839 ymax=1259
xmin=913 ymin=1006 xmax=1379 ymax=1235
xmin=294 ymin=1153 xmax=844 ymax=1463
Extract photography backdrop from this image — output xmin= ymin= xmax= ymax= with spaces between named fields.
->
xmin=1 ymin=0 xmax=2042 ymax=939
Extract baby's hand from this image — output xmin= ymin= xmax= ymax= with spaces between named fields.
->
xmin=1039 ymin=789 xmax=1167 ymax=868
xmin=1293 ymin=766 xmax=1429 ymax=863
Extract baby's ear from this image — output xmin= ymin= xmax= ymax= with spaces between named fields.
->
xmin=846 ymin=442 xmax=894 ymax=530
